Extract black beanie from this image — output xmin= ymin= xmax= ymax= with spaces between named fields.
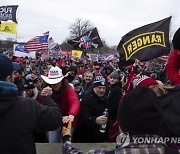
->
xmin=172 ymin=27 xmax=180 ymax=50
xmin=93 ymin=75 xmax=106 ymax=88
xmin=117 ymin=86 xmax=162 ymax=135
xmin=0 ymin=54 xmax=14 ymax=81
xmin=24 ymin=81 xmax=35 ymax=89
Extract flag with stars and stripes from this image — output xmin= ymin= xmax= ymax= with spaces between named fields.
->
xmin=25 ymin=32 xmax=49 ymax=52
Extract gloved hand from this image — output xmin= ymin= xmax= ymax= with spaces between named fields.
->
xmin=62 ymin=122 xmax=72 ymax=143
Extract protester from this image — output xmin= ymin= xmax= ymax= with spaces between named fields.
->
xmin=41 ymin=66 xmax=80 ymax=143
xmin=23 ymin=76 xmax=49 ymax=142
xmin=132 ymin=75 xmax=180 ymax=139
xmin=75 ymin=75 xmax=110 ymax=143
xmin=23 ymin=80 xmax=39 ymax=99
xmin=92 ymin=65 xmax=101 ymax=76
xmin=72 ymin=79 xmax=83 ymax=100
xmin=166 ymin=27 xmax=180 ymax=85
xmin=0 ymin=54 xmax=62 ymax=154
xmin=65 ymin=65 xmax=78 ymax=83
xmin=26 ymin=59 xmax=40 ymax=75
xmin=81 ymin=70 xmax=94 ymax=98
xmin=77 ymin=63 xmax=86 ymax=77
xmin=56 ymin=59 xmax=68 ymax=75
xmin=26 ymin=74 xmax=42 ymax=91
xmin=108 ymin=70 xmax=122 ymax=120
xmin=62 ymin=86 xmax=179 ymax=154
xmin=132 ymin=75 xmax=170 ymax=97
xmin=102 ymin=64 xmax=114 ymax=79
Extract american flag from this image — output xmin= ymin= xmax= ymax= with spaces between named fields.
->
xmin=48 ymin=37 xmax=57 ymax=49
xmin=51 ymin=44 xmax=61 ymax=52
xmin=25 ymin=32 xmax=49 ymax=52
xmin=48 ymin=37 xmax=54 ymax=45
xmin=79 ymin=35 xmax=92 ymax=49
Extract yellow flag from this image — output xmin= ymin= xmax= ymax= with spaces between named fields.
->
xmin=0 ymin=22 xmax=17 ymax=34
xmin=71 ymin=50 xmax=83 ymax=58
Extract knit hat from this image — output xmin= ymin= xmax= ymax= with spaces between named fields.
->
xmin=26 ymin=74 xmax=40 ymax=83
xmin=0 ymin=54 xmax=14 ymax=80
xmin=24 ymin=80 xmax=35 ymax=89
xmin=72 ymin=79 xmax=80 ymax=85
xmin=109 ymin=71 xmax=119 ymax=79
xmin=93 ymin=76 xmax=106 ymax=88
xmin=117 ymin=86 xmax=162 ymax=135
xmin=132 ymin=75 xmax=158 ymax=88
xmin=172 ymin=27 xmax=180 ymax=50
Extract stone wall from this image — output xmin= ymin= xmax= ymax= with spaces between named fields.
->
xmin=36 ymin=143 xmax=116 ymax=154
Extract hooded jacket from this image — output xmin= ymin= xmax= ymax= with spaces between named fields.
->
xmin=0 ymin=81 xmax=62 ymax=154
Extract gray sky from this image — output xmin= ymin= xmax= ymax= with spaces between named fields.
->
xmin=1 ymin=0 xmax=180 ymax=46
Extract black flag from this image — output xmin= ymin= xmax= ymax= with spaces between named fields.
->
xmin=117 ymin=16 xmax=171 ymax=66
xmin=0 ymin=5 xmax=18 ymax=23
xmin=68 ymin=27 xmax=103 ymax=50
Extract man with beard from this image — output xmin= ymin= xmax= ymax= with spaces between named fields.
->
xmin=81 ymin=70 xmax=94 ymax=99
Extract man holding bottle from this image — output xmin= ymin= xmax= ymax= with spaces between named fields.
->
xmin=75 ymin=75 xmax=110 ymax=143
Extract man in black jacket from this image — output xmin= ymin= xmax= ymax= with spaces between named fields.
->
xmin=76 ymin=75 xmax=109 ymax=143
xmin=0 ymin=54 xmax=62 ymax=154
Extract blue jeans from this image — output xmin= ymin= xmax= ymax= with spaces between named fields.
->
xmin=48 ymin=127 xmax=76 ymax=143
xmin=48 ymin=128 xmax=62 ymax=143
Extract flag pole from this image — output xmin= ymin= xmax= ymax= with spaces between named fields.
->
xmin=15 ymin=5 xmax=19 ymax=42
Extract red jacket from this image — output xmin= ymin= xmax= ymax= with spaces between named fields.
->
xmin=39 ymin=85 xmax=80 ymax=127
xmin=59 ymin=85 xmax=80 ymax=127
xmin=166 ymin=49 xmax=180 ymax=85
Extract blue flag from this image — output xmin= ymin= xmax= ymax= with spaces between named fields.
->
xmin=15 ymin=44 xmax=28 ymax=53
xmin=39 ymin=35 xmax=48 ymax=43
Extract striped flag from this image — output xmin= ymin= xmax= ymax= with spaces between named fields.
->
xmin=48 ymin=37 xmax=57 ymax=49
xmin=25 ymin=32 xmax=49 ymax=52
xmin=51 ymin=44 xmax=61 ymax=52
xmin=48 ymin=37 xmax=54 ymax=45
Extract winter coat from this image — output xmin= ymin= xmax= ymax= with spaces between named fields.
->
xmin=0 ymin=81 xmax=62 ymax=154
xmin=52 ymin=85 xmax=80 ymax=127
xmin=166 ymin=49 xmax=180 ymax=85
xmin=108 ymin=82 xmax=122 ymax=120
xmin=77 ymin=90 xmax=109 ymax=143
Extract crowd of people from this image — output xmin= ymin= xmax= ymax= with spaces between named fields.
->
xmin=1 ymin=28 xmax=180 ymax=154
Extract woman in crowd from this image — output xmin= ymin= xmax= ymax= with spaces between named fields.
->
xmin=41 ymin=66 xmax=80 ymax=143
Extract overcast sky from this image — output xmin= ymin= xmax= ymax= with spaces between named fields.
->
xmin=1 ymin=0 xmax=180 ymax=46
